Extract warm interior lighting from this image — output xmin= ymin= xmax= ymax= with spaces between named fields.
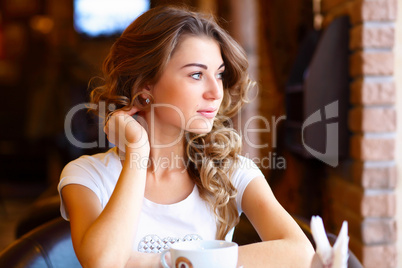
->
xmin=30 ymin=15 xmax=54 ymax=34
xmin=313 ymin=0 xmax=323 ymax=30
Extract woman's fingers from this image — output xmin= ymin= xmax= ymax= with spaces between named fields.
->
xmin=104 ymin=106 xmax=139 ymax=135
xmin=112 ymin=106 xmax=139 ymax=117
xmin=126 ymin=105 xmax=140 ymax=116
xmin=104 ymin=106 xmax=149 ymax=152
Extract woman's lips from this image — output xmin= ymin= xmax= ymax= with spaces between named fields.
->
xmin=197 ymin=108 xmax=217 ymax=119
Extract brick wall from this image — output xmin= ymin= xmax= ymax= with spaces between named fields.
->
xmin=322 ymin=0 xmax=398 ymax=267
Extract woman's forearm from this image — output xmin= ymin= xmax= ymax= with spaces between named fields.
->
xmin=77 ymin=150 xmax=149 ymax=268
xmin=238 ymin=239 xmax=315 ymax=268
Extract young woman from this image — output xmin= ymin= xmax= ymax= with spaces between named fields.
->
xmin=58 ymin=5 xmax=315 ymax=268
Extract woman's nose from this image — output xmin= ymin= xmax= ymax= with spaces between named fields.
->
xmin=204 ymin=77 xmax=223 ymax=100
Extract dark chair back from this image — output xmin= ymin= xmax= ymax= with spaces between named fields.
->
xmin=0 ymin=217 xmax=81 ymax=268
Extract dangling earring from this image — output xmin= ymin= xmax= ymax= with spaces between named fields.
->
xmin=145 ymin=98 xmax=150 ymax=104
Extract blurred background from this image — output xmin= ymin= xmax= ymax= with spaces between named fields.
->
xmin=0 ymin=0 xmax=400 ymax=267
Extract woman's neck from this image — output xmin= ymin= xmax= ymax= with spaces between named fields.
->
xmin=148 ymin=141 xmax=187 ymax=174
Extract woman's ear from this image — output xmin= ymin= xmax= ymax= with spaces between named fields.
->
xmin=141 ymin=84 xmax=153 ymax=98
xmin=140 ymin=85 xmax=154 ymax=103
xmin=140 ymin=93 xmax=149 ymax=100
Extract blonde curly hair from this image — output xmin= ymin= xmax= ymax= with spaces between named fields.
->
xmin=90 ymin=5 xmax=253 ymax=240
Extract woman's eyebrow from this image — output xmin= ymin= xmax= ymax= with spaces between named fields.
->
xmin=180 ymin=63 xmax=225 ymax=70
xmin=181 ymin=63 xmax=207 ymax=69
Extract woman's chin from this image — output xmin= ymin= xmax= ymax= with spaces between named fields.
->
xmin=186 ymin=121 xmax=214 ymax=134
xmin=187 ymin=127 xmax=213 ymax=135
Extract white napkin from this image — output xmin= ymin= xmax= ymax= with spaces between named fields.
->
xmin=310 ymin=216 xmax=349 ymax=268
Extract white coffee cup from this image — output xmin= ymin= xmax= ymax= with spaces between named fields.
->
xmin=160 ymin=240 xmax=238 ymax=268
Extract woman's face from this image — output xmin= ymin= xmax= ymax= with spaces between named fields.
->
xmin=149 ymin=36 xmax=225 ymax=136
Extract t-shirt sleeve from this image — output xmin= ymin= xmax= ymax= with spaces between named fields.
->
xmin=231 ymin=156 xmax=265 ymax=214
xmin=57 ymin=158 xmax=103 ymax=221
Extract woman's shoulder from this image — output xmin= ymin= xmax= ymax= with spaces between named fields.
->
xmin=230 ymin=154 xmax=265 ymax=213
xmin=69 ymin=147 xmax=118 ymax=165
xmin=62 ymin=147 xmax=120 ymax=176
xmin=234 ymin=154 xmax=261 ymax=171
xmin=231 ymin=154 xmax=264 ymax=184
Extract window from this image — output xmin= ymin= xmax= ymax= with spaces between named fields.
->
xmin=74 ymin=0 xmax=149 ymax=37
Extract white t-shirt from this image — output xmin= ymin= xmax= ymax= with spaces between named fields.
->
xmin=58 ymin=147 xmax=264 ymax=253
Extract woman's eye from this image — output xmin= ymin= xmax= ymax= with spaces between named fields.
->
xmin=191 ymin=72 xmax=202 ymax=80
xmin=217 ymin=71 xmax=225 ymax=79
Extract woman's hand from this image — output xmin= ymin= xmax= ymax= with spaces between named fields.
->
xmin=104 ymin=106 xmax=150 ymax=154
